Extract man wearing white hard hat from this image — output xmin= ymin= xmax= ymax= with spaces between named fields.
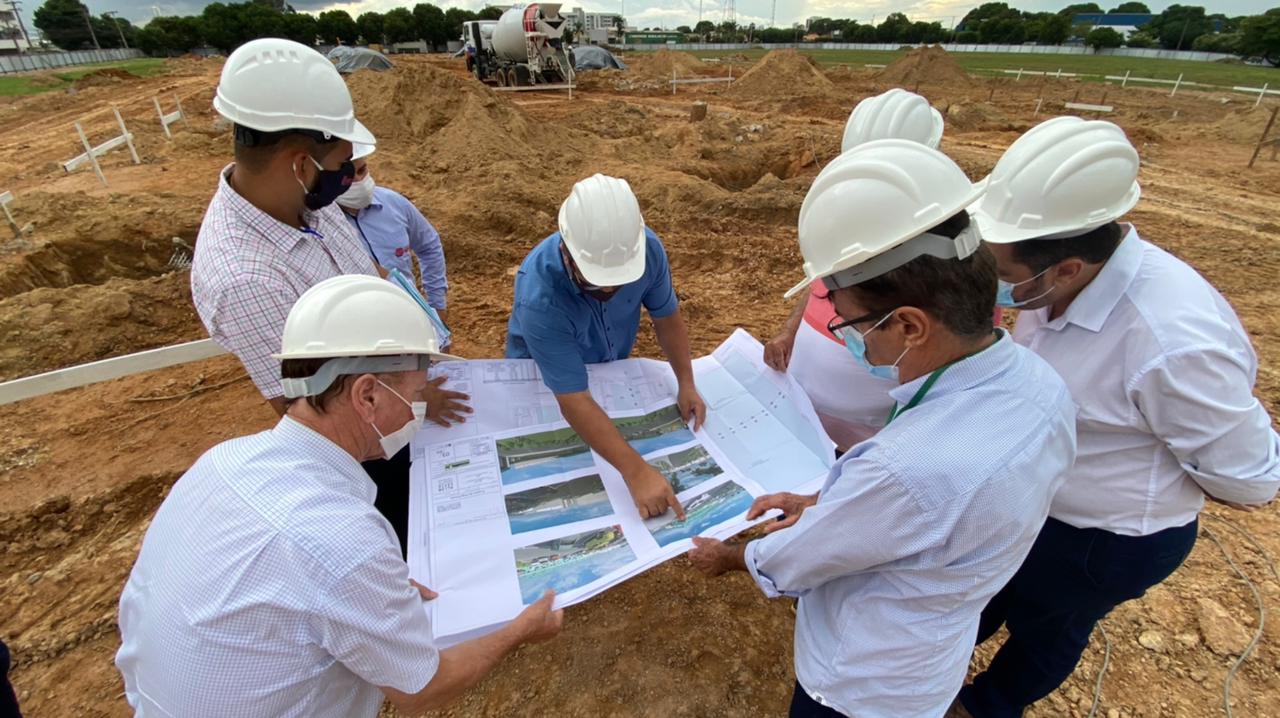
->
xmin=955 ymin=117 xmax=1280 ymax=718
xmin=339 ymin=143 xmax=450 ymax=326
xmin=117 ymin=275 xmax=562 ymax=718
xmin=687 ymin=140 xmax=1077 ymax=718
xmin=192 ymin=38 xmax=470 ymax=557
xmin=763 ymin=88 xmax=946 ymax=450
xmin=506 ymin=174 xmax=705 ymax=520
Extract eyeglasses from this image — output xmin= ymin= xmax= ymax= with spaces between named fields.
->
xmin=827 ymin=308 xmax=897 ymax=340
xmin=560 ymin=244 xmax=613 ymax=292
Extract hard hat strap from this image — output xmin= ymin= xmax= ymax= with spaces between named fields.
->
xmin=822 ymin=226 xmax=980 ymax=292
xmin=282 ymin=354 xmax=432 ymax=399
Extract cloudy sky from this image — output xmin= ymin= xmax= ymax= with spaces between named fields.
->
xmin=21 ymin=0 xmax=1278 ymax=33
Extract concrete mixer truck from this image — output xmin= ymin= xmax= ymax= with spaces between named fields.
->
xmin=463 ymin=4 xmax=572 ymax=87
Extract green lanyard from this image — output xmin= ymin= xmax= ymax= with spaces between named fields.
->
xmin=885 ymin=337 xmax=993 ymax=424
xmin=885 ymin=365 xmax=950 ymax=426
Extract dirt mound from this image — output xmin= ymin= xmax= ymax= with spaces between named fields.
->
xmin=0 ymin=272 xmax=202 ymax=381
xmin=346 ymin=63 xmax=537 ymax=152
xmin=874 ymin=45 xmax=972 ymax=88
xmin=625 ymin=48 xmax=707 ymax=79
xmin=729 ymin=50 xmax=834 ymax=98
xmin=25 ymin=73 xmax=64 ymax=89
xmin=946 ymin=102 xmax=1013 ymax=133
xmin=72 ymin=68 xmax=140 ymax=89
xmin=1206 ymin=107 xmax=1275 ymax=144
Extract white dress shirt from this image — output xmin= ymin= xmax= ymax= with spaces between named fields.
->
xmin=1014 ymin=226 xmax=1280 ymax=536
xmin=116 ymin=418 xmax=438 ymax=718
xmin=745 ymin=332 xmax=1078 ymax=718
xmin=192 ymin=165 xmax=378 ymax=399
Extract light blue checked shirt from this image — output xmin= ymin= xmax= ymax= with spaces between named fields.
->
xmin=116 ymin=417 xmax=438 ymax=718
xmin=344 ymin=186 xmax=449 ymax=310
xmin=744 ymin=331 xmax=1078 ymax=718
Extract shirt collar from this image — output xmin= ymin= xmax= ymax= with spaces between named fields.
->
xmin=1041 ymin=224 xmax=1143 ymax=334
xmin=273 ymin=416 xmax=377 ymax=504
xmin=219 ymin=163 xmax=322 ymax=252
xmin=888 ymin=329 xmax=1015 ymax=408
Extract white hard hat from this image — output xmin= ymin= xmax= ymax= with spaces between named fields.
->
xmin=842 ymin=88 xmax=944 ymax=153
xmin=214 ymin=38 xmax=375 ymax=147
xmin=352 ymin=142 xmax=375 ymax=161
xmin=785 ymin=139 xmax=984 ymax=299
xmin=970 ymin=116 xmax=1140 ymax=244
xmin=274 ymin=275 xmax=459 ymax=397
xmin=558 ymin=174 xmax=647 ymax=287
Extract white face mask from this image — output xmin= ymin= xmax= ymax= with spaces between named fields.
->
xmin=370 ymin=379 xmax=427 ymax=459
xmin=337 ymin=173 xmax=376 ymax=210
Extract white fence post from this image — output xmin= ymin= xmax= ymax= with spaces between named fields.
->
xmin=1170 ymin=73 xmax=1183 ymax=97
xmin=1122 ymin=69 xmax=1130 ymax=88
xmin=154 ymin=97 xmax=172 ymax=139
xmin=74 ymin=123 xmax=108 ymax=187
xmin=0 ymin=190 xmax=18 ymax=237
xmin=1016 ymin=67 xmax=1023 ymax=81
xmin=1258 ymin=83 xmax=1269 ymax=109
xmin=114 ymin=106 xmax=141 ymax=165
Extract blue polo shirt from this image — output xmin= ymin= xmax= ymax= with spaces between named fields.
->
xmin=506 ymin=228 xmax=679 ymax=394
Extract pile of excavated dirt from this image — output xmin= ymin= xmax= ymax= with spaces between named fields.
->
xmin=1205 ymin=106 xmax=1276 ymax=144
xmin=729 ymin=50 xmax=834 ymax=98
xmin=0 ymin=272 xmax=201 ymax=381
xmin=874 ymin=45 xmax=973 ymax=88
xmin=72 ymin=68 xmax=140 ymax=89
xmin=945 ymin=102 xmax=1017 ymax=133
xmin=624 ymin=48 xmax=708 ymax=79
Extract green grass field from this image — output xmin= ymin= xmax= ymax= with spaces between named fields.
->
xmin=689 ymin=48 xmax=1278 ymax=89
xmin=0 ymin=58 xmax=169 ymax=97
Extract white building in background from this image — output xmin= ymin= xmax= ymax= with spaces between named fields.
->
xmin=566 ymin=7 xmax=624 ymax=42
xmin=0 ymin=7 xmax=33 ymax=54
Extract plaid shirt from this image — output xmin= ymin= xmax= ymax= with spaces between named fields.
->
xmin=192 ymin=165 xmax=377 ymax=399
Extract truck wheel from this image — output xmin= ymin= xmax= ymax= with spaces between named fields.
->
xmin=495 ymin=68 xmax=508 ymax=87
xmin=514 ymin=65 xmax=532 ymax=87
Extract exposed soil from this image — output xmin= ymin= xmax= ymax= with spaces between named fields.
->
xmin=874 ymin=44 xmax=975 ymax=89
xmin=2 ymin=51 xmax=1279 ymax=718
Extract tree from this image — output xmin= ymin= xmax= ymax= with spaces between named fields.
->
xmin=317 ymin=9 xmax=358 ymax=45
xmin=1239 ymin=9 xmax=1280 ymax=66
xmin=137 ymin=15 xmax=203 ymax=55
xmin=357 ymin=11 xmax=385 ymax=44
xmin=980 ymin=16 xmax=1026 ymax=44
xmin=693 ymin=20 xmax=715 ymax=36
xmin=443 ymin=7 xmax=476 ymax=39
xmin=956 ymin=30 xmax=980 ymax=42
xmin=1058 ymin=3 xmax=1103 ymax=16
xmin=1086 ymin=26 xmax=1123 ymax=49
xmin=852 ymin=24 xmax=879 ymax=42
xmin=382 ymin=7 xmax=417 ymax=43
xmin=876 ymin=12 xmax=911 ymax=43
xmin=92 ymin=14 xmax=139 ymax=48
xmin=1124 ymin=30 xmax=1157 ymax=47
xmin=477 ymin=6 xmax=505 ymax=21
xmin=279 ymin=11 xmax=316 ymax=45
xmin=33 ymin=0 xmax=98 ymax=50
xmin=412 ymin=3 xmax=449 ymax=48
xmin=1036 ymin=13 xmax=1072 ymax=44
xmin=1146 ymin=5 xmax=1211 ymax=50
xmin=1191 ymin=32 xmax=1241 ymax=53
xmin=1109 ymin=2 xmax=1150 ymax=12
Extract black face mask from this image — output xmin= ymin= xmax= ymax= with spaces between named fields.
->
xmin=297 ymin=156 xmax=355 ymax=211
xmin=584 ymin=286 xmax=620 ymax=303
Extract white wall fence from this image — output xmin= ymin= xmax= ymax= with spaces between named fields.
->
xmin=619 ymin=42 xmax=1239 ymax=64
xmin=0 ymin=48 xmax=145 ymax=75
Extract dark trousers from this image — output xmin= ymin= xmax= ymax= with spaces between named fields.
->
xmin=789 ymin=681 xmax=845 ymax=718
xmin=1 ymin=638 xmax=20 ymax=718
xmin=959 ymin=516 xmax=1198 ymax=718
xmin=362 ymin=445 xmax=411 ymax=560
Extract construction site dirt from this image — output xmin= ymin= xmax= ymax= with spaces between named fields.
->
xmin=1 ymin=48 xmax=1279 ymax=718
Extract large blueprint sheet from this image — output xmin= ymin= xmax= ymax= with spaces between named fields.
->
xmin=407 ymin=330 xmax=835 ymax=644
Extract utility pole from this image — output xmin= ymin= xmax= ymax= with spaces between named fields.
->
xmin=103 ymin=9 xmax=127 ymax=48
xmin=1174 ymin=15 xmax=1190 ymax=51
xmin=80 ymin=3 xmax=101 ymax=49
xmin=770 ymin=0 xmax=776 ymax=28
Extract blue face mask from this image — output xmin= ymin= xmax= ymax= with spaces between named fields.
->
xmin=996 ymin=267 xmax=1054 ymax=309
xmin=834 ymin=312 xmax=909 ymax=383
